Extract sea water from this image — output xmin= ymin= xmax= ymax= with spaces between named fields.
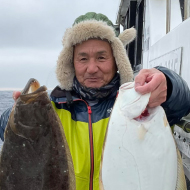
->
xmin=0 ymin=91 xmax=14 ymax=149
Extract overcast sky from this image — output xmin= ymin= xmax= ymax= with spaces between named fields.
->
xmin=0 ymin=0 xmax=120 ymax=90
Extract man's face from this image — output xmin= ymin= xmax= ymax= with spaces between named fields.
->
xmin=73 ymin=39 xmax=117 ymax=88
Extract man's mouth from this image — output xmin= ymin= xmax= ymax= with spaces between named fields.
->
xmin=86 ymin=78 xmax=99 ymax=82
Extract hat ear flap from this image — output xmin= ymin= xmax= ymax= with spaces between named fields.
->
xmin=118 ymin=27 xmax=136 ymax=47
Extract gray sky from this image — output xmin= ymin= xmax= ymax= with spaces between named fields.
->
xmin=0 ymin=0 xmax=120 ymax=90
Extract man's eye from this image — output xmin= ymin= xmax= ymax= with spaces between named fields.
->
xmin=98 ymin=57 xmax=105 ymax=60
xmin=80 ymin=58 xmax=87 ymax=61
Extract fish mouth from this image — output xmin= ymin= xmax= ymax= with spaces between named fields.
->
xmin=19 ymin=78 xmax=47 ymax=103
xmin=22 ymin=78 xmax=47 ymax=95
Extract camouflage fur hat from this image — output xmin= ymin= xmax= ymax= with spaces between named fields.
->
xmin=56 ymin=12 xmax=136 ymax=90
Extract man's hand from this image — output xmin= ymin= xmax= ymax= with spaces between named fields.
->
xmin=13 ymin=91 xmax=21 ymax=102
xmin=134 ymin=68 xmax=167 ymax=108
xmin=12 ymin=91 xmax=21 ymax=106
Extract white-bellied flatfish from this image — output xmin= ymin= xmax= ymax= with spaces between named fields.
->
xmin=100 ymin=82 xmax=186 ymax=190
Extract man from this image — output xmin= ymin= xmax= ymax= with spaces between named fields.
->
xmin=1 ymin=12 xmax=190 ymax=190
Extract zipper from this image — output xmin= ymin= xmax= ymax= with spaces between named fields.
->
xmin=58 ymin=100 xmax=94 ymax=190
xmin=87 ymin=105 xmax=94 ymax=190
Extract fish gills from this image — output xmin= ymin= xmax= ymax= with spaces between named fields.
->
xmin=0 ymin=78 xmax=75 ymax=190
xmin=100 ymin=82 xmax=187 ymax=190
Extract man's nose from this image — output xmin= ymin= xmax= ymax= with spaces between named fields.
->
xmin=87 ymin=59 xmax=98 ymax=73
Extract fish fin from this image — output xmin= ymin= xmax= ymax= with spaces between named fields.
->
xmin=176 ymin=149 xmax=187 ymax=190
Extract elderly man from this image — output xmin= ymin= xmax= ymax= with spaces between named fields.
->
xmin=1 ymin=12 xmax=190 ymax=190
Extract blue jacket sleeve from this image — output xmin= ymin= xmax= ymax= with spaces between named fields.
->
xmin=156 ymin=66 xmax=190 ymax=125
xmin=0 ymin=107 xmax=12 ymax=141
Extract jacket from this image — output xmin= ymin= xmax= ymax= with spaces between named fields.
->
xmin=50 ymin=87 xmax=117 ymax=190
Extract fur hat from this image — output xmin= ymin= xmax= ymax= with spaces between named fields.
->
xmin=56 ymin=12 xmax=136 ymax=90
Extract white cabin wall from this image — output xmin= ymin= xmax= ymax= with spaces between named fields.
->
xmin=148 ymin=18 xmax=190 ymax=88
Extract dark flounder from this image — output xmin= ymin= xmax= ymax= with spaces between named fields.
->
xmin=0 ymin=78 xmax=75 ymax=190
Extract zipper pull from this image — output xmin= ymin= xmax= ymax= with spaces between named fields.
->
xmin=88 ymin=106 xmax=92 ymax=114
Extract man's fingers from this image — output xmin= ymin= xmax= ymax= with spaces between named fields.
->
xmin=134 ymin=69 xmax=149 ymax=88
xmin=135 ymin=74 xmax=161 ymax=94
xmin=13 ymin=91 xmax=21 ymax=102
xmin=148 ymin=94 xmax=167 ymax=107
xmin=148 ymin=101 xmax=160 ymax=108
xmin=135 ymin=70 xmax=166 ymax=94
xmin=134 ymin=69 xmax=156 ymax=93
xmin=135 ymin=81 xmax=155 ymax=94
xmin=148 ymin=83 xmax=167 ymax=107
xmin=134 ymin=68 xmax=167 ymax=108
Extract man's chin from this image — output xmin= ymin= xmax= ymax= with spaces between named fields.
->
xmin=84 ymin=83 xmax=104 ymax=89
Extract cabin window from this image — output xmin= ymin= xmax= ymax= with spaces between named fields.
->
xmin=179 ymin=0 xmax=190 ymax=20
xmin=170 ymin=0 xmax=183 ymax=31
xmin=123 ymin=0 xmax=144 ymax=73
xmin=167 ymin=0 xmax=190 ymax=32
xmin=179 ymin=0 xmax=185 ymax=20
xmin=125 ymin=1 xmax=136 ymax=71
xmin=135 ymin=0 xmax=144 ymax=72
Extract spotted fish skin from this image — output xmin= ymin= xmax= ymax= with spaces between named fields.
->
xmin=100 ymin=82 xmax=187 ymax=190
xmin=0 ymin=79 xmax=75 ymax=190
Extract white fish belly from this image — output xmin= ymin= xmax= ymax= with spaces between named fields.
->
xmin=101 ymin=91 xmax=177 ymax=190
